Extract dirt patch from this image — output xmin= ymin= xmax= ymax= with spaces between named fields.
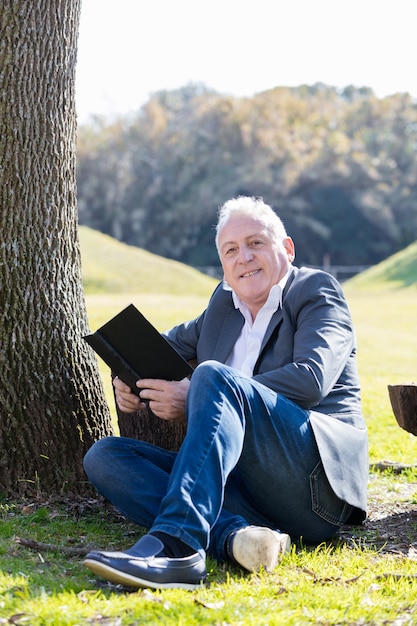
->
xmin=338 ymin=466 xmax=417 ymax=556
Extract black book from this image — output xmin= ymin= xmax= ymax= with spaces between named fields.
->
xmin=83 ymin=304 xmax=193 ymax=396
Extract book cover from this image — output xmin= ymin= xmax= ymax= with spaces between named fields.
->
xmin=83 ymin=304 xmax=194 ymax=395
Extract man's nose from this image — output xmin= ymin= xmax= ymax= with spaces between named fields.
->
xmin=238 ymin=245 xmax=253 ymax=262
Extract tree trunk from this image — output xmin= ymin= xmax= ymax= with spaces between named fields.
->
xmin=388 ymin=384 xmax=417 ymax=436
xmin=0 ymin=0 xmax=114 ymax=496
xmin=117 ymin=405 xmax=187 ymax=451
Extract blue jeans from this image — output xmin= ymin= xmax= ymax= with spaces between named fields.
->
xmin=84 ymin=361 xmax=353 ymax=561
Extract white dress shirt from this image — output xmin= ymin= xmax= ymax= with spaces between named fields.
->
xmin=224 ymin=272 xmax=289 ymax=376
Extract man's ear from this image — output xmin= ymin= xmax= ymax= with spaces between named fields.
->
xmin=283 ymin=237 xmax=295 ymax=262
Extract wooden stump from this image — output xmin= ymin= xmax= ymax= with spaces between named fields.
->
xmin=388 ymin=384 xmax=417 ymax=436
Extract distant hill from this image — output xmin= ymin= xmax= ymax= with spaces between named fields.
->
xmin=345 ymin=240 xmax=417 ymax=290
xmin=79 ymin=225 xmax=416 ymax=295
xmin=79 ymin=226 xmax=218 ymax=295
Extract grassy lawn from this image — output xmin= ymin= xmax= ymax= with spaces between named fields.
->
xmin=343 ymin=287 xmax=417 ymax=465
xmin=1 ymin=231 xmax=417 ymax=624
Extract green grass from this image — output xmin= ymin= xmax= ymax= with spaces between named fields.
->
xmin=343 ymin=288 xmax=417 ymax=464
xmin=2 ymin=495 xmax=417 ymax=625
xmin=1 ymin=229 xmax=417 ymax=624
xmin=342 ymin=239 xmax=417 ymax=465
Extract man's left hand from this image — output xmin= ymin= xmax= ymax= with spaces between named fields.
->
xmin=137 ymin=377 xmax=190 ymax=421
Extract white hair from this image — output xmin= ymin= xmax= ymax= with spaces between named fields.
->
xmin=215 ymin=196 xmax=287 ymax=251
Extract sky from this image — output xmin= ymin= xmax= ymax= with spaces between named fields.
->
xmin=76 ymin=0 xmax=416 ymax=123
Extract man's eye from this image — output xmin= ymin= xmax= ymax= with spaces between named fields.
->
xmin=250 ymin=240 xmax=264 ymax=247
xmin=225 ymin=247 xmax=237 ymax=256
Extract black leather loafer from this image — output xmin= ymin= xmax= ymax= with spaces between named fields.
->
xmin=83 ymin=534 xmax=207 ymax=590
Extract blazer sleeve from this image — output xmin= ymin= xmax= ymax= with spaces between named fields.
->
xmin=253 ymin=269 xmax=359 ymax=411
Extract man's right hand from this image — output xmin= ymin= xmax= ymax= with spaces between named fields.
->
xmin=113 ymin=376 xmax=145 ymax=413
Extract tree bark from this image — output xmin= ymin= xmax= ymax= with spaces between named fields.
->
xmin=117 ymin=405 xmax=187 ymax=452
xmin=388 ymin=384 xmax=417 ymax=436
xmin=0 ymin=0 xmax=114 ymax=495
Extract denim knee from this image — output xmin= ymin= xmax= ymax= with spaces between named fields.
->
xmin=83 ymin=436 xmax=118 ymax=484
xmin=191 ymin=360 xmax=227 ymax=384
xmin=189 ymin=361 xmax=242 ymax=399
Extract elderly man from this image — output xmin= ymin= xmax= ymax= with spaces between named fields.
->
xmin=83 ymin=196 xmax=368 ymax=589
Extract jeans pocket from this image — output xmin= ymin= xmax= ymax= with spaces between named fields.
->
xmin=310 ymin=461 xmax=353 ymax=527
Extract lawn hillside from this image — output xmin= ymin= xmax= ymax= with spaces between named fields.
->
xmin=1 ymin=229 xmax=415 ymax=625
xmin=339 ymin=241 xmax=417 ymax=465
xmin=79 ymin=225 xmax=218 ymax=297
xmin=79 ymin=224 xmax=417 ymax=296
xmin=345 ymin=239 xmax=417 ymax=290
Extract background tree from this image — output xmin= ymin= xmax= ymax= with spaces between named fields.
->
xmin=77 ymin=84 xmax=417 ymax=269
xmin=0 ymin=0 xmax=113 ymax=496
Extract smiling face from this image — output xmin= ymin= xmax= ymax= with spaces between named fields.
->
xmin=218 ymin=213 xmax=295 ymax=319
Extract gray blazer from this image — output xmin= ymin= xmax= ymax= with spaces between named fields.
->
xmin=165 ymin=266 xmax=368 ymax=522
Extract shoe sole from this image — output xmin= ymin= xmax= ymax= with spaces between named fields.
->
xmin=84 ymin=558 xmax=205 ymax=590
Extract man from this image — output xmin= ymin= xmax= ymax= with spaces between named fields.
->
xmin=83 ymin=196 xmax=368 ymax=590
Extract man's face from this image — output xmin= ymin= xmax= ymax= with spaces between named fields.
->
xmin=218 ymin=214 xmax=294 ymax=318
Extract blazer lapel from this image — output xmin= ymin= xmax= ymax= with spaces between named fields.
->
xmin=211 ymin=307 xmax=244 ymax=362
xmin=260 ymin=307 xmax=284 ymax=353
